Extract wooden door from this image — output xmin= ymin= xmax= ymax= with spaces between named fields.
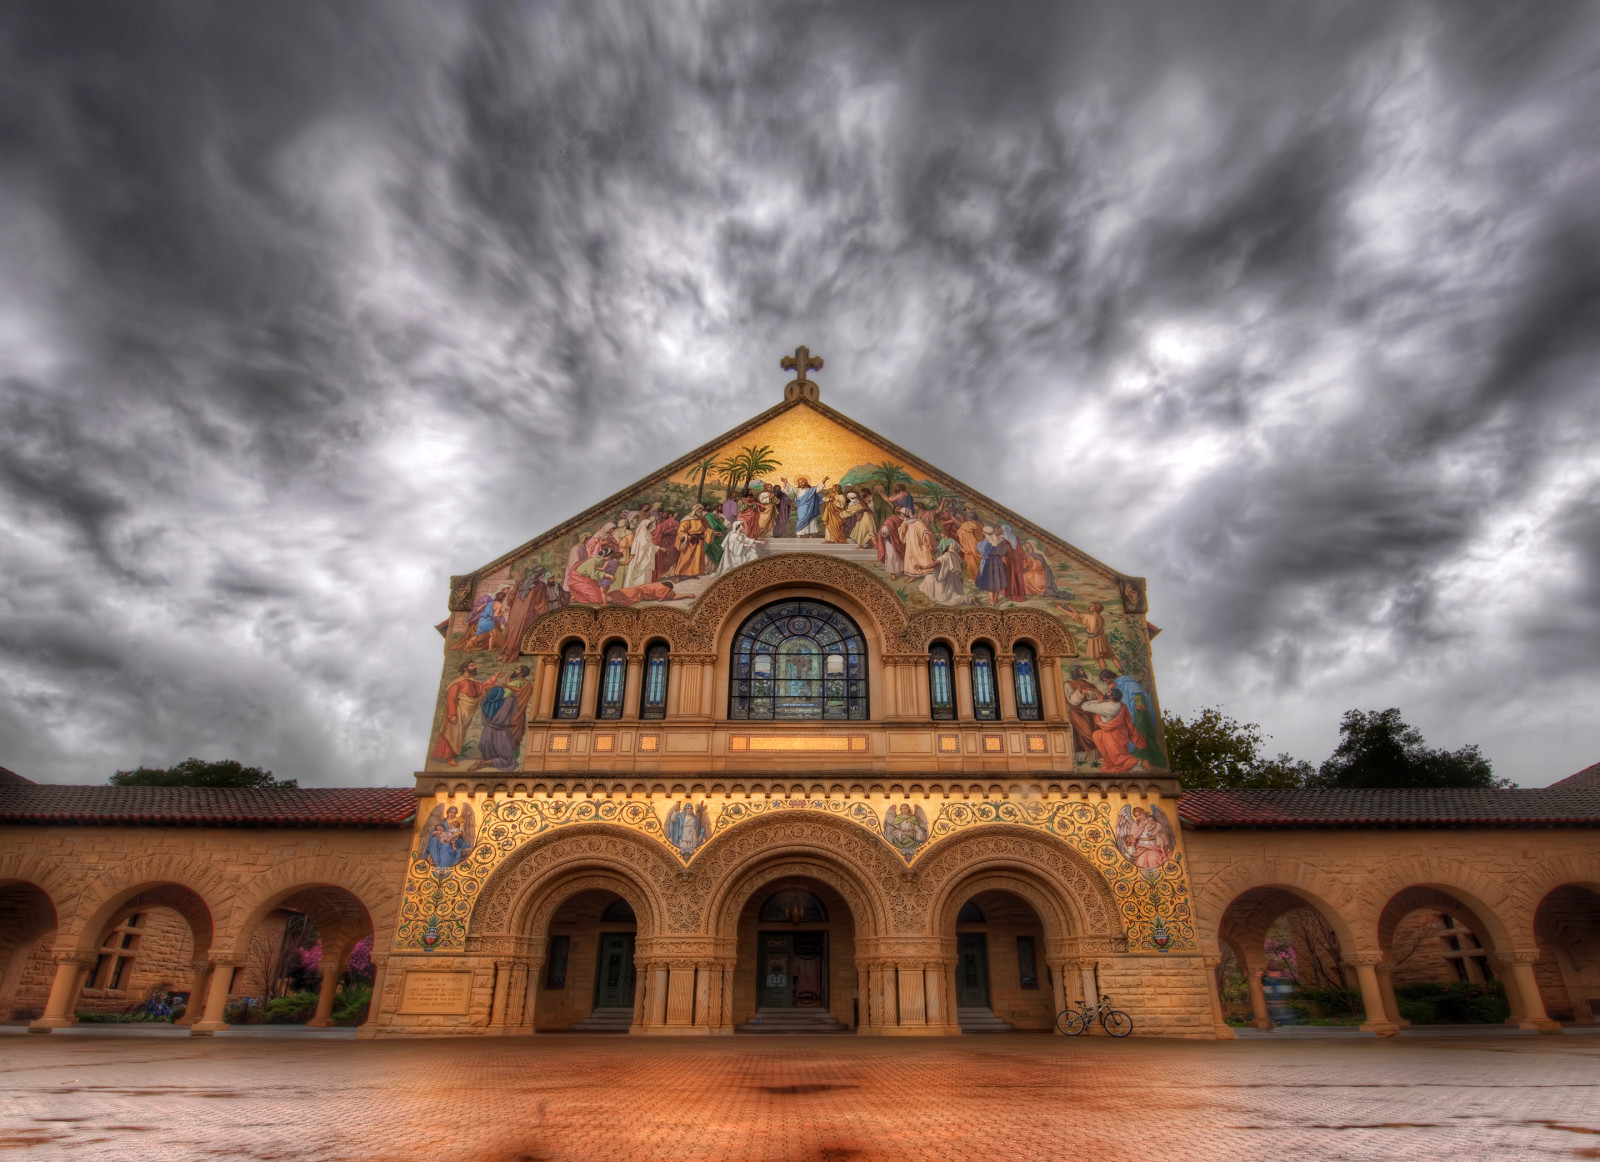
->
xmin=957 ymin=933 xmax=990 ymax=1007
xmin=594 ymin=933 xmax=636 ymax=1008
xmin=759 ymin=932 xmax=794 ymax=1007
xmin=792 ymin=933 xmax=827 ymax=1007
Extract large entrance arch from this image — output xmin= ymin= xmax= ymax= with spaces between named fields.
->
xmin=734 ymin=878 xmax=855 ymax=1033
xmin=0 ymin=882 xmax=57 ymax=1022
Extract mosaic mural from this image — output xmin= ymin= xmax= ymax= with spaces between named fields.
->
xmin=395 ymin=797 xmax=1195 ymax=954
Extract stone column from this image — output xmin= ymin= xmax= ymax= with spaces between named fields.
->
xmin=28 ymin=954 xmax=94 ymax=1032
xmin=663 ymin=962 xmax=697 ymax=1030
xmin=954 ymin=653 xmax=975 ymax=721
xmin=997 ymin=654 xmax=1018 ymax=720
xmin=1201 ymin=957 xmax=1235 ymax=1040
xmin=621 ymin=654 xmax=644 ymax=721
xmin=1247 ymin=967 xmax=1272 ymax=1029
xmin=306 ymin=953 xmax=345 ymax=1028
xmin=530 ymin=655 xmax=557 ymax=721
xmin=175 ymin=961 xmax=212 ymax=1027
xmin=1376 ymin=961 xmax=1408 ymax=1028
xmin=895 ymin=965 xmax=927 ymax=1028
xmin=517 ymin=956 xmax=543 ymax=1034
xmin=1038 ymin=658 xmax=1066 ymax=723
xmin=578 ymin=652 xmax=601 ymax=719
xmin=1048 ymin=960 xmax=1069 ymax=1034
xmin=189 ymin=959 xmax=243 ymax=1036
xmin=354 ymin=952 xmax=390 ymax=1039
xmin=1347 ymin=956 xmax=1398 ymax=1037
xmin=1497 ymin=950 xmax=1561 ymax=1032
xmin=1079 ymin=964 xmax=1099 ymax=1012
xmin=856 ymin=966 xmax=873 ymax=1032
xmin=922 ymin=962 xmax=946 ymax=1032
xmin=488 ymin=960 xmax=513 ymax=1031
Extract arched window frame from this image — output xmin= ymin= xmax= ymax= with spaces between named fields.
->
xmin=639 ymin=640 xmax=670 ymax=720
xmin=929 ymin=641 xmax=956 ymax=721
xmin=728 ymin=598 xmax=868 ymax=721
xmin=553 ymin=640 xmax=586 ymax=720
xmin=1012 ymin=641 xmax=1041 ymax=722
xmin=970 ymin=642 xmax=999 ymax=721
xmin=597 ymin=640 xmax=628 ymax=720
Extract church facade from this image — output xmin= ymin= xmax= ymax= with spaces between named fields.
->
xmin=4 ymin=359 xmax=1599 ymax=1039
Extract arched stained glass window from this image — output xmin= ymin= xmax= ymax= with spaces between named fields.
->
xmin=1013 ymin=643 xmax=1041 ymax=721
xmin=929 ymin=642 xmax=955 ymax=721
xmin=554 ymin=641 xmax=585 ymax=719
xmin=597 ymin=642 xmax=627 ymax=719
xmin=971 ymin=643 xmax=998 ymax=721
xmin=640 ymin=642 xmax=669 ymax=719
xmin=729 ymin=598 xmax=867 ymax=721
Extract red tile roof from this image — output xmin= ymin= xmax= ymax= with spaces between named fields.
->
xmin=1178 ymin=788 xmax=1600 ymax=830
xmin=0 ymin=784 xmax=417 ymax=828
xmin=1549 ymin=762 xmax=1600 ymax=790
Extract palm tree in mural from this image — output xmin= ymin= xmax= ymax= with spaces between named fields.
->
xmin=691 ymin=456 xmax=719 ymax=503
xmin=917 ymin=480 xmax=950 ymax=510
xmin=716 ymin=454 xmax=743 ymax=501
xmin=870 ymin=461 xmax=913 ymax=496
xmin=732 ymin=445 xmax=781 ymax=495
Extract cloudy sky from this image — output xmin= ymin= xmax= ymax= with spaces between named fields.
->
xmin=2 ymin=1 xmax=1598 ymax=787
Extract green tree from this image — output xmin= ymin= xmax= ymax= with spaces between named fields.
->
xmin=716 ymin=455 xmax=742 ymax=500
xmin=691 ymin=456 xmax=719 ymax=503
xmin=1312 ymin=708 xmax=1509 ymax=789
xmin=917 ymin=481 xmax=950 ymax=510
xmin=735 ymin=444 xmax=781 ymax=491
xmin=870 ymin=461 xmax=913 ymax=495
xmin=111 ymin=758 xmax=297 ymax=790
xmin=1161 ymin=707 xmax=1312 ymax=789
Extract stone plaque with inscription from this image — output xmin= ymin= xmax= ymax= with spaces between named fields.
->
xmin=399 ymin=971 xmax=472 ymax=1015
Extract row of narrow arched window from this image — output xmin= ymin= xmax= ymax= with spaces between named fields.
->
xmin=546 ymin=600 xmax=1043 ymax=724
xmin=554 ymin=641 xmax=671 ymax=720
xmin=928 ymin=641 xmax=1041 ymax=722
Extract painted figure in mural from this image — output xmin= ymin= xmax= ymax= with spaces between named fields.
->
xmin=497 ymin=569 xmax=552 ymax=663
xmin=1001 ymin=525 xmax=1029 ymax=603
xmin=1114 ymin=804 xmax=1176 ymax=873
xmin=429 ymin=661 xmax=484 ymax=767
xmin=418 ymin=802 xmax=476 ymax=871
xmin=845 ymin=490 xmax=878 ymax=547
xmin=921 ymin=537 xmax=971 ymax=605
xmin=461 ymin=586 xmax=509 ymax=651
xmin=956 ymin=513 xmax=984 ymax=580
xmin=822 ymin=486 xmax=849 ymax=543
xmin=471 ymin=665 xmax=535 ymax=772
xmin=775 ymin=486 xmax=792 ymax=537
xmin=608 ymin=514 xmax=637 ymax=594
xmin=887 ymin=484 xmax=916 ymax=520
xmin=717 ymin=521 xmax=760 ymax=574
xmin=902 ymin=512 xmax=937 ymax=579
xmin=666 ymin=800 xmax=712 ymax=859
xmin=783 ymin=476 xmax=828 ymax=537
xmin=624 ymin=507 xmax=661 ymax=588
xmin=571 ymin=546 xmax=620 ymax=604
xmin=876 ymin=508 xmax=906 ymax=577
xmin=882 ymin=803 xmax=930 ymax=859
xmin=1063 ymin=665 xmax=1104 ymax=761
xmin=978 ymin=526 xmax=1010 ymax=606
xmin=1021 ymin=540 xmax=1060 ymax=598
xmin=1103 ymin=668 xmax=1164 ymax=768
xmin=606 ymin=578 xmax=688 ymax=606
xmin=675 ymin=504 xmax=719 ymax=577
xmin=1053 ymin=601 xmax=1118 ymax=670
xmin=1066 ymin=686 xmax=1149 ymax=773
xmin=652 ymin=507 xmax=680 ymax=581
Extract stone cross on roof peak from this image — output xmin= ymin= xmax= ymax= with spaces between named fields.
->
xmin=781 ymin=345 xmax=823 ymax=402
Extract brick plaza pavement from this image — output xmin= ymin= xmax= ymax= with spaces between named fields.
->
xmin=1 ymin=1031 xmax=1597 ymax=1161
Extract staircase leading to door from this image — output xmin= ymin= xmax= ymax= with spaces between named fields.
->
xmin=957 ymin=1007 xmax=1016 ymax=1033
xmin=736 ymin=1007 xmax=852 ymax=1034
xmin=568 ymin=1007 xmax=634 ymax=1033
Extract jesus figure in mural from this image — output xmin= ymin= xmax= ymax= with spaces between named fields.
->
xmin=782 ymin=475 xmax=828 ymax=537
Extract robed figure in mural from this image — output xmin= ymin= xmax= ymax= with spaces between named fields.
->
xmin=471 ymin=665 xmax=535 ymax=772
xmin=717 ymin=520 xmax=760 ymax=574
xmin=1104 ymin=669 xmax=1165 ymax=768
xmin=429 ymin=661 xmax=484 ymax=767
xmin=1065 ymin=686 xmax=1149 ymax=773
xmin=1053 ymin=601 xmax=1118 ymax=670
xmin=1114 ymin=804 xmax=1176 ymax=874
xmin=783 ymin=476 xmax=827 ymax=537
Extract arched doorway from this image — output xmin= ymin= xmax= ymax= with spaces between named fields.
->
xmin=734 ymin=877 xmax=854 ymax=1033
xmin=950 ymin=890 xmax=1052 ymax=1032
xmin=1533 ymin=885 xmax=1600 ymax=1025
xmin=1378 ymin=887 xmax=1511 ymax=1027
xmin=1217 ymin=888 xmax=1354 ymax=1028
xmin=537 ymin=890 xmax=639 ymax=1032
xmin=229 ymin=886 xmax=376 ymax=1029
xmin=0 ymin=882 xmax=57 ymax=1022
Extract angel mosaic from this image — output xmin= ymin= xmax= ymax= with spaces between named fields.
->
xmin=882 ymin=803 xmax=930 ymax=860
xmin=1114 ymin=804 xmax=1175 ymax=875
xmin=419 ymin=803 xmax=476 ymax=872
xmin=666 ymin=800 xmax=712 ymax=860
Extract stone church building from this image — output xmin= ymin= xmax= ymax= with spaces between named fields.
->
xmin=4 ymin=358 xmax=1599 ymax=1038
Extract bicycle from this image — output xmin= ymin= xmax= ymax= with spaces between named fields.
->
xmin=1056 ymin=994 xmax=1133 ymax=1037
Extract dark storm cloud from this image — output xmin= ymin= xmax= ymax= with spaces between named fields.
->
xmin=2 ymin=0 xmax=1599 ymax=784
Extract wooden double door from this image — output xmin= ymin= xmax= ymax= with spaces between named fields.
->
xmin=956 ymin=933 xmax=990 ymax=1007
xmin=758 ymin=931 xmax=828 ymax=1008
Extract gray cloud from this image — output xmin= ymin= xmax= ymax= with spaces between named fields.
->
xmin=2 ymin=0 xmax=1599 ymax=785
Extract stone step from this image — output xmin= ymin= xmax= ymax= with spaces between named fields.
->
xmin=736 ymin=1008 xmax=852 ymax=1034
xmin=755 ymin=538 xmax=877 ymax=563
xmin=957 ymin=1007 xmax=1016 ymax=1033
xmin=568 ymin=1007 xmax=634 ymax=1033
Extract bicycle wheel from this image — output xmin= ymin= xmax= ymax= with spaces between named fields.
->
xmin=1057 ymin=1008 xmax=1090 ymax=1036
xmin=1101 ymin=1009 xmax=1134 ymax=1038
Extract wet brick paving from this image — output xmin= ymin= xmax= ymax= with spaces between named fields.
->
xmin=1 ymin=1031 xmax=1597 ymax=1160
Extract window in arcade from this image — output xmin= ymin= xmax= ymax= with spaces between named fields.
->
xmin=729 ymin=598 xmax=868 ymax=720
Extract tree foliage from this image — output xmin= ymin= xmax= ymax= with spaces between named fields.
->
xmin=1160 ymin=707 xmax=1313 ymax=789
xmin=110 ymin=758 xmax=296 ymax=789
xmin=1311 ymin=708 xmax=1510 ymax=789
